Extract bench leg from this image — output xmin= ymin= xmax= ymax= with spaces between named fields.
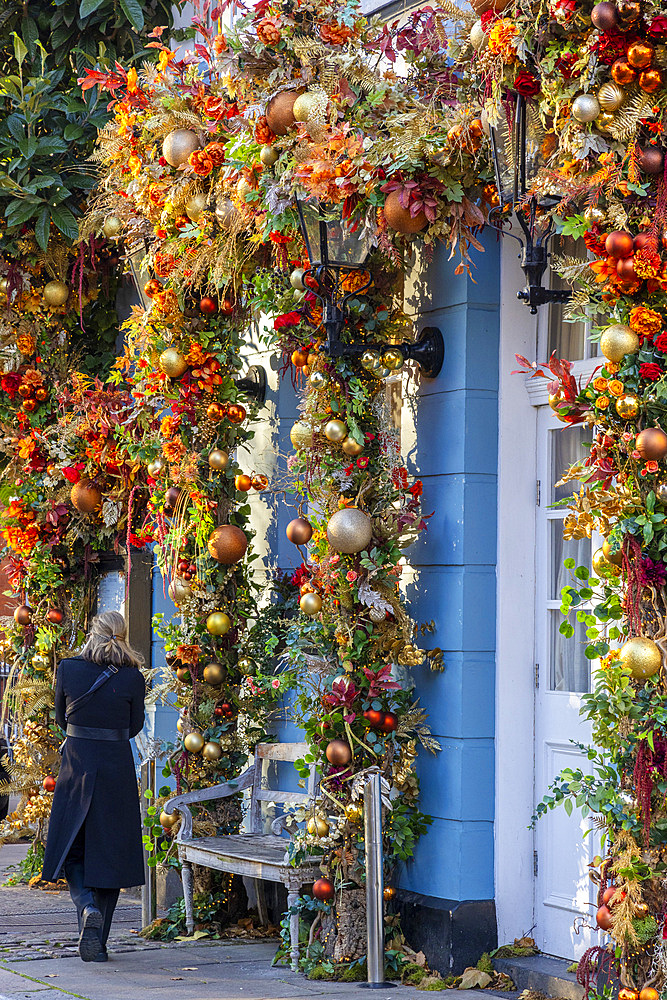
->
xmin=287 ymin=886 xmax=300 ymax=971
xmin=255 ymin=878 xmax=269 ymax=928
xmin=182 ymin=861 xmax=195 ymax=935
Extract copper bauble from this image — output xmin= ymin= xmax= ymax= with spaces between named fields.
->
xmin=572 ymin=94 xmax=600 ymax=123
xmin=611 ymin=59 xmax=636 ymax=85
xmin=147 ymin=456 xmax=166 ymax=478
xmin=208 ymin=524 xmax=248 ymax=564
xmin=160 ymin=810 xmax=178 ymax=828
xmin=102 ymin=216 xmax=122 ymax=238
xmin=638 ymin=147 xmax=665 ymax=173
xmin=266 ymin=91 xmax=300 ymax=135
xmin=602 ymin=538 xmax=623 ymax=566
xmin=381 ymin=711 xmax=399 ymax=732
xmin=596 ymin=905 xmax=613 ymax=930
xmin=184 ymin=731 xmax=205 ymax=753
xmin=164 ymin=486 xmax=182 ymax=514
xmin=206 ymin=611 xmax=232 ymax=635
xmin=627 ymin=41 xmax=654 ymax=69
xmin=341 ymin=437 xmax=364 ymax=456
xmin=215 ymin=197 xmax=240 ymax=230
xmin=619 ymin=636 xmax=662 ymax=679
xmin=327 ymin=507 xmax=372 ymax=554
xmin=159 ymin=348 xmax=188 ymax=378
xmin=384 ymin=886 xmax=397 ymax=901
xmin=208 ymin=449 xmax=229 ymax=470
xmin=202 ymin=741 xmax=223 ymax=761
xmin=185 ymin=192 xmax=208 ymax=222
xmin=605 ymin=230 xmax=634 ymax=259
xmin=260 ymin=144 xmax=279 ymax=167
xmin=203 ymin=662 xmax=226 ymax=685
xmin=46 ymin=608 xmax=64 ymax=624
xmin=324 ymin=419 xmax=348 ymax=443
xmin=207 ymin=402 xmax=226 ymax=422
xmin=286 ymin=517 xmax=313 ymax=545
xmin=313 ymin=877 xmax=335 ymax=901
xmin=600 ymin=324 xmax=638 ymax=361
xmin=290 ymin=420 xmax=314 ymax=449
xmin=639 ymin=69 xmax=663 ymax=93
xmin=307 ymin=815 xmax=330 ymax=837
xmin=617 ymin=991 xmax=638 ymax=1000
xmin=71 ymin=479 xmax=101 ymax=514
xmin=163 ymin=129 xmax=200 ymax=167
xmin=383 ymin=189 xmax=427 ymax=234
xmin=43 ymin=280 xmax=69 ymax=307
xmin=656 ymin=482 xmax=667 ymax=504
xmin=615 ymin=394 xmax=639 ymax=419
xmin=616 ymin=256 xmax=636 ymax=280
xmin=300 ymin=592 xmax=323 ymax=615
xmin=43 ymin=776 xmax=56 ymax=792
xmin=637 ymin=427 xmax=667 ymax=461
xmin=176 ymin=667 xmax=191 ymax=683
xmin=14 ymin=605 xmax=31 ymax=626
xmin=326 ymin=739 xmax=352 ymax=767
xmin=227 ymin=403 xmax=246 ymax=424
xmin=168 ymin=577 xmax=192 ymax=604
xmin=617 ymin=0 xmax=640 ymax=21
xmin=591 ymin=1 xmax=619 ymax=29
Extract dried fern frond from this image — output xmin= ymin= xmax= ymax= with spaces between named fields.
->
xmin=610 ymin=91 xmax=653 ymax=142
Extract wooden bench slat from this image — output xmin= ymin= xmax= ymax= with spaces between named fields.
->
xmin=255 ymin=742 xmax=308 ymax=761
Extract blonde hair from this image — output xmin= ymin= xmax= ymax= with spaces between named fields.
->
xmin=80 ymin=611 xmax=144 ymax=669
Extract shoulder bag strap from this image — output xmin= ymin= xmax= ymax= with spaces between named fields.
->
xmin=65 ymin=664 xmax=119 ymax=722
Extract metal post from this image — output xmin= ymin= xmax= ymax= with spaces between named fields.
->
xmin=361 ymin=769 xmax=395 ymax=989
xmin=140 ymin=757 xmax=157 ymax=927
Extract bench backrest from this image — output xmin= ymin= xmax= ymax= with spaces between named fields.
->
xmin=249 ymin=742 xmax=317 ymax=834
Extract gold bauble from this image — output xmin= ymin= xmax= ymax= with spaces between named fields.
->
xmin=619 ymin=636 xmax=662 ymax=679
xmin=160 ymin=810 xmax=178 ymax=828
xmin=324 ymin=419 xmax=348 ymax=442
xmin=176 ymin=717 xmax=186 ymax=733
xmin=215 ymin=197 xmax=239 ymax=230
xmin=43 ymin=280 xmax=69 ymax=307
xmin=147 ymin=457 xmax=166 ymax=478
xmin=345 ymin=802 xmax=364 ymax=824
xmin=293 ymin=91 xmax=327 ymax=123
xmin=600 ymin=324 xmax=639 ymax=363
xmin=102 ymin=216 xmax=122 ymax=238
xmin=602 ymin=537 xmax=623 ymax=566
xmin=361 ymin=349 xmax=381 ymax=372
xmin=0 ymin=276 xmax=8 ymax=294
xmin=203 ymin=662 xmax=226 ymax=685
xmin=168 ymin=577 xmax=192 ymax=604
xmin=163 ymin=129 xmax=200 ymax=167
xmin=300 ymin=592 xmax=323 ymax=615
xmin=381 ymin=348 xmax=405 ymax=371
xmin=31 ymin=654 xmax=49 ymax=671
xmin=206 ymin=611 xmax=232 ymax=635
xmin=290 ymin=420 xmax=314 ymax=449
xmin=656 ymin=482 xmax=667 ymax=504
xmin=290 ymin=268 xmax=306 ymax=291
xmin=309 ymin=371 xmax=329 ymax=389
xmin=159 ymin=348 xmax=188 ymax=378
xmin=598 ymin=82 xmax=626 ymax=112
xmin=615 ymin=394 xmax=640 ymax=419
xmin=327 ymin=507 xmax=373 ymax=553
xmin=202 ymin=741 xmax=223 ymax=762
xmin=260 ymin=145 xmax=279 ymax=166
xmin=307 ymin=815 xmax=330 ymax=837
xmin=592 ymin=547 xmax=614 ymax=577
xmin=572 ymin=94 xmax=600 ymax=123
xmin=596 ymin=112 xmax=616 ymax=134
xmin=341 ymin=437 xmax=364 ymax=456
xmin=237 ymin=177 xmax=252 ymax=201
xmin=584 ymin=206 xmax=606 ymax=225
xmin=185 ymin=192 xmax=208 ymax=222
xmin=208 ymin=449 xmax=229 ymax=470
xmin=469 ymin=19 xmax=488 ymax=50
xmin=184 ymin=732 xmax=205 ymax=753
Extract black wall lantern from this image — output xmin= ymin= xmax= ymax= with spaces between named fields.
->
xmin=489 ymin=94 xmax=571 ymax=314
xmin=294 ymin=194 xmax=444 ymax=379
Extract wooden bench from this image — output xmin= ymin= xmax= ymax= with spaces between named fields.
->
xmin=164 ymin=742 xmax=323 ymax=969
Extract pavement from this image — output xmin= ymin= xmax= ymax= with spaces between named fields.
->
xmin=0 ymin=843 xmax=485 ymax=1000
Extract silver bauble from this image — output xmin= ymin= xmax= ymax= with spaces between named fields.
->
xmin=327 ymin=508 xmax=373 ymax=554
xmin=572 ymin=94 xmax=600 ymax=123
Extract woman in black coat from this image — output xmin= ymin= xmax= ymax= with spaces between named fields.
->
xmin=42 ymin=611 xmax=146 ymax=962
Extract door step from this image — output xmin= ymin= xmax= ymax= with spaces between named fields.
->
xmin=492 ymin=955 xmax=581 ymax=1000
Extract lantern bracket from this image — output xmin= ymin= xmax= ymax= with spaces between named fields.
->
xmin=235 ymin=365 xmax=266 ymax=404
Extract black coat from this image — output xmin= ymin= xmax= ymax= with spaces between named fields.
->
xmin=42 ymin=657 xmax=146 ymax=888
xmin=0 ymin=735 xmax=9 ymax=823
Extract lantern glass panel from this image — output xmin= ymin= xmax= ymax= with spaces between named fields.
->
xmin=127 ymin=243 xmax=152 ymax=310
xmin=490 ymin=96 xmax=553 ymax=206
xmin=296 ymin=196 xmax=372 ymax=266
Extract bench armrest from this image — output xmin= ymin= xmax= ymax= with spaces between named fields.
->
xmin=271 ymin=814 xmax=299 ymax=836
xmin=165 ymin=764 xmax=256 ymax=841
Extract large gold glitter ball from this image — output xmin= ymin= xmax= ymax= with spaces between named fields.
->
xmin=469 ymin=19 xmax=488 ymax=50
xmin=345 ymin=802 xmax=363 ymax=824
xmin=324 ymin=419 xmax=348 ymax=443
xmin=163 ymin=129 xmax=200 ymax=167
xmin=202 ymin=741 xmax=223 ymax=762
xmin=600 ymin=324 xmax=639 ymax=362
xmin=290 ymin=420 xmax=314 ymax=449
xmin=619 ymin=636 xmax=662 ymax=679
xmin=361 ymin=349 xmax=381 ymax=372
xmin=215 ymin=197 xmax=239 ymax=230
xmin=293 ymin=91 xmax=328 ymax=123
xmin=43 ymin=280 xmax=69 ymax=307
xmin=168 ymin=577 xmax=192 ymax=604
xmin=102 ymin=216 xmax=122 ymax=238
xmin=203 ymin=661 xmax=226 ymax=686
xmin=185 ymin=192 xmax=207 ymax=222
xmin=300 ymin=592 xmax=322 ymax=615
xmin=159 ymin=348 xmax=188 ymax=378
xmin=290 ymin=268 xmax=306 ymax=291
xmin=147 ymin=456 xmax=166 ymax=478
xmin=598 ymin=82 xmax=626 ymax=112
xmin=206 ymin=611 xmax=232 ymax=636
xmin=572 ymin=94 xmax=601 ymax=123
xmin=382 ymin=348 xmax=405 ymax=371
xmin=183 ymin=732 xmax=205 ymax=753
xmin=656 ymin=483 xmax=667 ymax=504
xmin=341 ymin=437 xmax=364 ymax=456
xmin=615 ymin=394 xmax=640 ymax=419
xmin=327 ymin=507 xmax=373 ymax=553
xmin=208 ymin=449 xmax=229 ymax=471
xmin=307 ymin=814 xmax=330 ymax=837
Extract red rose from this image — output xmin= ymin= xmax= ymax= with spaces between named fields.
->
xmin=654 ymin=333 xmax=667 ymax=353
xmin=594 ymin=32 xmax=630 ymax=65
xmin=639 ymin=362 xmax=664 ymax=381
xmin=513 ymin=70 xmax=541 ymax=96
xmin=649 ymin=16 xmax=667 ymax=34
xmin=63 ymin=463 xmax=84 ymax=484
xmin=480 ymin=10 xmax=498 ymax=27
xmin=556 ymin=53 xmax=578 ymax=80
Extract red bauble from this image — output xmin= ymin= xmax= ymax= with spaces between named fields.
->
xmin=616 ymin=256 xmax=637 ymax=280
xmin=381 ymin=712 xmax=399 ymax=733
xmin=637 ymin=427 xmax=667 ymax=460
xmin=591 ymin=1 xmax=620 ymax=29
xmin=42 ymin=776 xmax=56 ymax=792
xmin=199 ymin=296 xmax=217 ymax=314
xmin=313 ymin=877 xmax=335 ymax=902
xmin=220 ymin=297 xmax=235 ymax=316
xmin=601 ymin=886 xmax=616 ymax=905
xmin=605 ymin=230 xmax=634 ymax=258
xmin=364 ymin=708 xmax=384 ymax=728
xmin=46 ymin=609 xmax=64 ymax=625
xmin=14 ymin=604 xmax=32 ymax=626
xmin=633 ymin=232 xmax=657 ymax=251
xmin=596 ymin=905 xmax=613 ymax=930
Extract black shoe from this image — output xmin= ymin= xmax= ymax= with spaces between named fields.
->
xmin=78 ymin=906 xmax=103 ymax=962
xmin=92 ymin=948 xmax=108 ymax=963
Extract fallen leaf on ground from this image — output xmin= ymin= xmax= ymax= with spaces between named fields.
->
xmin=459 ymin=968 xmax=493 ymax=989
xmin=415 ymin=951 xmax=427 ymax=967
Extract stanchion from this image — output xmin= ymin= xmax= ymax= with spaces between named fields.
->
xmin=361 ymin=769 xmax=396 ymax=989
xmin=140 ymin=756 xmax=157 ymax=928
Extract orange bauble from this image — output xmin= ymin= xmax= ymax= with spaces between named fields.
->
xmin=71 ymin=479 xmax=102 ymax=514
xmin=639 ymin=69 xmax=663 ymax=93
xmin=46 ymin=608 xmax=64 ymax=624
xmin=235 ymin=474 xmax=253 ymax=492
xmin=618 ymin=990 xmax=639 ymax=1000
xmin=383 ymin=190 xmax=427 ymax=234
xmin=291 ymin=350 xmax=309 ymax=367
xmin=637 ymin=427 xmax=667 ymax=461
xmin=266 ymin=91 xmax=301 ymax=135
xmin=611 ymin=59 xmax=636 ymax=85
xmin=616 ymin=256 xmax=637 ymax=280
xmin=312 ymin=877 xmax=335 ymax=901
xmin=639 ymin=989 xmax=659 ymax=1000
xmin=207 ymin=524 xmax=248 ymax=564
xmin=227 ymin=403 xmax=246 ymax=424
xmin=605 ymin=230 xmax=634 ymax=259
xmin=207 ymin=402 xmax=226 ymax=422
xmin=596 ymin=905 xmax=613 ymax=930
xmin=627 ymin=41 xmax=654 ymax=69
xmin=13 ymin=605 xmax=32 ymax=626
xmin=251 ymin=474 xmax=268 ymax=490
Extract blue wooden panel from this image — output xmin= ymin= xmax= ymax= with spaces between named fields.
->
xmin=412 ymin=652 xmax=495 ymax=739
xmin=408 ymin=473 xmax=497 ymax=566
xmin=404 ymin=566 xmax=496 ymax=652
xmin=407 ymin=389 xmax=498 ymax=477
xmin=415 ymin=740 xmax=494 ymax=822
xmin=396 ymin=817 xmax=494 ymax=900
